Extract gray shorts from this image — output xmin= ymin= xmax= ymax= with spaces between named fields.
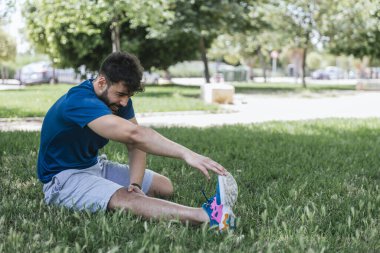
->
xmin=42 ymin=155 xmax=155 ymax=212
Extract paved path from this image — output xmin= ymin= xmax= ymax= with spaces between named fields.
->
xmin=1 ymin=90 xmax=379 ymax=131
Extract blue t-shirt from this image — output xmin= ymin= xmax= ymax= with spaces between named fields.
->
xmin=37 ymin=79 xmax=135 ymax=183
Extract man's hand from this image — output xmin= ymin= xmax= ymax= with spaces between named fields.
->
xmin=127 ymin=184 xmax=145 ymax=196
xmin=184 ymin=152 xmax=227 ymax=180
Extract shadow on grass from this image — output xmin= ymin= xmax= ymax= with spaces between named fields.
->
xmin=145 ymin=84 xmax=200 ymax=89
xmin=181 ymin=94 xmax=199 ymax=98
xmin=136 ymin=92 xmax=174 ymax=98
xmin=234 ymin=83 xmax=356 ymax=94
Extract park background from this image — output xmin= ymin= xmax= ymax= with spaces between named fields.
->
xmin=1 ymin=0 xmax=380 ymax=252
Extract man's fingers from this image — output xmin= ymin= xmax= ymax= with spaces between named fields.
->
xmin=204 ymin=158 xmax=227 ymax=176
xmin=208 ymin=165 xmax=225 ymax=176
xmin=203 ymin=169 xmax=211 ymax=180
xmin=189 ymin=153 xmax=227 ymax=178
xmin=211 ymin=162 xmax=227 ymax=175
xmin=128 ymin=184 xmax=145 ymax=195
xmin=200 ymin=166 xmax=211 ymax=180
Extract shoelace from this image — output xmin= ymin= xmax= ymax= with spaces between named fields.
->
xmin=201 ymin=189 xmax=215 ymax=206
xmin=201 ymin=189 xmax=209 ymax=202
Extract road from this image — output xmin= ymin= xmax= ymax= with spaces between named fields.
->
xmin=1 ymin=90 xmax=379 ymax=131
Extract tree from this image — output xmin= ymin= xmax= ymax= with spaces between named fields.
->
xmin=23 ymin=0 xmax=173 ymax=71
xmin=0 ymin=28 xmax=16 ymax=82
xmin=326 ymin=0 xmax=380 ymax=61
xmin=95 ymin=0 xmax=174 ymax=53
xmin=23 ymin=0 xmax=111 ymax=71
xmin=268 ymin=0 xmax=335 ymax=87
xmin=121 ymin=26 xmax=199 ymax=75
xmin=170 ymin=0 xmax=251 ymax=83
xmin=209 ymin=32 xmax=279 ymax=82
xmin=208 ymin=2 xmax=281 ymax=82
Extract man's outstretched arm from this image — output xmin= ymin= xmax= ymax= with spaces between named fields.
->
xmin=88 ymin=115 xmax=227 ymax=179
xmin=126 ymin=117 xmax=146 ymax=191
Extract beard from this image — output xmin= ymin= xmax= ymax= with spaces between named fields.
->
xmin=99 ymin=87 xmax=120 ymax=114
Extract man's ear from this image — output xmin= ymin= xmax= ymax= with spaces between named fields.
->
xmin=98 ymin=75 xmax=108 ymax=91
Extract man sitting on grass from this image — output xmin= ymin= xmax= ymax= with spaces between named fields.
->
xmin=37 ymin=52 xmax=238 ymax=231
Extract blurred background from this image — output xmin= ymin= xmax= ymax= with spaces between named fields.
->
xmin=0 ymin=0 xmax=379 ymax=88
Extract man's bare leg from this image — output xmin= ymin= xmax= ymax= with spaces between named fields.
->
xmin=108 ymin=188 xmax=209 ymax=224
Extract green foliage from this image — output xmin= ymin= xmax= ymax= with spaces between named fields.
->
xmin=22 ymin=0 xmax=174 ymax=71
xmin=0 ymin=84 xmax=217 ymax=118
xmin=208 ymin=2 xmax=272 ymax=66
xmin=0 ymin=27 xmax=16 ymax=63
xmin=1 ymin=119 xmax=380 ymax=252
xmin=23 ymin=0 xmax=112 ymax=70
xmin=306 ymin=51 xmax=324 ymax=70
xmin=121 ymin=26 xmax=199 ymax=71
xmin=326 ymin=0 xmax=380 ymax=60
xmin=22 ymin=0 xmax=253 ymax=76
xmin=171 ymin=0 xmax=249 ymax=37
xmin=20 ymin=0 xmax=380 ymax=74
xmin=170 ymin=0 xmax=252 ymax=81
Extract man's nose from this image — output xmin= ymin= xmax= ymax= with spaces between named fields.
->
xmin=120 ymin=97 xmax=129 ymax=106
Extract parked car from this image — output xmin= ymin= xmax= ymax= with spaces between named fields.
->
xmin=311 ymin=69 xmax=330 ymax=80
xmin=19 ymin=61 xmax=55 ymax=84
xmin=311 ymin=66 xmax=345 ymax=80
xmin=19 ymin=61 xmax=81 ymax=85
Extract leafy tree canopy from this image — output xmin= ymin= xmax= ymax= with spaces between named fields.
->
xmin=23 ymin=0 xmax=174 ymax=71
xmin=326 ymin=0 xmax=380 ymax=60
xmin=0 ymin=28 xmax=16 ymax=63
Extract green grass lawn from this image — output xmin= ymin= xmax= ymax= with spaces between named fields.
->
xmin=0 ymin=84 xmax=218 ymax=118
xmin=1 ymin=119 xmax=379 ymax=252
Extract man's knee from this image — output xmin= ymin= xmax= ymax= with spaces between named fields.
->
xmin=148 ymin=174 xmax=174 ymax=198
xmin=107 ymin=187 xmax=141 ymax=211
xmin=161 ymin=176 xmax=174 ymax=197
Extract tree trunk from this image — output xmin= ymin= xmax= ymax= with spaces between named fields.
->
xmin=249 ymin=66 xmax=254 ymax=81
xmin=164 ymin=69 xmax=171 ymax=81
xmin=302 ymin=46 xmax=307 ymax=88
xmin=111 ymin=19 xmax=121 ymax=53
xmin=199 ymin=36 xmax=210 ymax=83
xmin=1 ymin=65 xmax=5 ymax=84
xmin=301 ymin=33 xmax=310 ymax=88
xmin=258 ymin=48 xmax=267 ymax=83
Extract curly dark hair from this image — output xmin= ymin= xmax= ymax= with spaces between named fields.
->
xmin=99 ymin=52 xmax=144 ymax=95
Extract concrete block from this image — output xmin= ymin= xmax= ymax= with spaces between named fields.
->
xmin=201 ymin=83 xmax=235 ymax=104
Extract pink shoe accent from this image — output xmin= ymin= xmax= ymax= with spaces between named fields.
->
xmin=210 ymin=197 xmax=223 ymax=223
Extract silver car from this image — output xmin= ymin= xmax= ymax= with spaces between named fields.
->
xmin=20 ymin=61 xmax=81 ymax=85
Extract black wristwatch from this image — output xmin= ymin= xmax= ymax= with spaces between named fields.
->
xmin=131 ymin=183 xmax=142 ymax=190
